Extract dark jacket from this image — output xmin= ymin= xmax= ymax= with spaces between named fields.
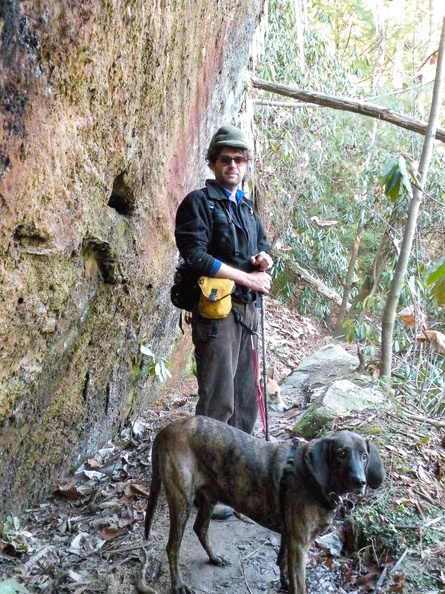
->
xmin=175 ymin=179 xmax=270 ymax=302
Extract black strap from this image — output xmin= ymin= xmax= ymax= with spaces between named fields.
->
xmin=178 ymin=310 xmax=192 ymax=335
xmin=206 ymin=193 xmax=239 ymax=256
xmin=221 ymin=201 xmax=240 ymax=257
xmin=232 ymin=309 xmax=257 ymax=335
xmin=279 ymin=439 xmax=303 ymax=529
xmin=284 ymin=438 xmax=303 ymax=471
xmin=209 ymin=320 xmax=218 ymax=338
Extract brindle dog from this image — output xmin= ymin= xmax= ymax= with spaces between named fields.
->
xmin=144 ymin=416 xmax=385 ymax=594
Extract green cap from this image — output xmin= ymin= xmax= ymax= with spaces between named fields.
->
xmin=209 ymin=125 xmax=251 ymax=151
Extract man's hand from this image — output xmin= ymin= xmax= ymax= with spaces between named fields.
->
xmin=250 ymin=251 xmax=273 ymax=272
xmin=247 ymin=271 xmax=272 ymax=294
xmin=215 ymin=261 xmax=272 ymax=294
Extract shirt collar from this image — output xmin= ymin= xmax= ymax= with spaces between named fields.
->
xmin=222 ymin=187 xmax=245 ymax=202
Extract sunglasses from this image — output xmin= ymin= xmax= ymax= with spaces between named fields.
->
xmin=218 ymin=155 xmax=247 ymax=166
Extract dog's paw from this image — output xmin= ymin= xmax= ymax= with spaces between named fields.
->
xmin=173 ymin=586 xmax=195 ymax=594
xmin=209 ymin=554 xmax=230 ymax=567
xmin=279 ymin=573 xmax=290 ymax=592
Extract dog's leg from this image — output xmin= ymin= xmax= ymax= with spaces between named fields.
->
xmin=277 ymin=533 xmax=308 ymax=594
xmin=156 ymin=441 xmax=197 ymax=594
xmin=280 ymin=473 xmax=308 ymax=594
xmin=277 ymin=534 xmax=289 ymax=591
xmin=287 ymin=537 xmax=308 ymax=594
xmin=165 ymin=493 xmax=194 ymax=594
xmin=193 ymin=494 xmax=230 ymax=567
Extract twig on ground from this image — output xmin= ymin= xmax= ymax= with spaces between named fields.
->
xmin=135 ymin=546 xmax=159 ymax=594
xmin=390 ymin=548 xmax=410 ymax=575
xmin=374 ymin=548 xmax=410 ymax=592
xmin=374 ymin=565 xmax=388 ymax=592
xmin=239 ymin=560 xmax=255 ymax=594
xmin=404 ymin=412 xmax=445 ymax=429
xmin=241 ymin=539 xmax=272 ymax=561
xmin=103 ymin=542 xmax=146 ymax=556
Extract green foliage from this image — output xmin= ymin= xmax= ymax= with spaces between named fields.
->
xmin=3 ymin=515 xmax=20 ymax=535
xmin=139 ymin=344 xmax=172 ymax=383
xmin=255 ymin=0 xmax=445 ymax=413
xmin=343 ymin=317 xmax=380 ymax=344
xmin=380 ymin=155 xmax=413 ymax=202
xmin=353 ymin=494 xmax=445 ymax=567
xmin=425 ymin=256 xmax=445 ymax=306
xmin=1 ymin=516 xmax=31 ymax=555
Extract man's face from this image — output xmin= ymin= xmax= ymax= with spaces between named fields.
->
xmin=209 ymin=147 xmax=247 ymax=192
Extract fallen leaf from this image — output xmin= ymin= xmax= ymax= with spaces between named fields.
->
xmin=56 ymin=482 xmax=86 ymax=499
xmin=125 ymin=483 xmax=150 ymax=498
xmin=87 ymin=458 xmax=101 ymax=470
xmin=416 ymin=464 xmax=430 ymax=483
xmin=395 ymin=498 xmax=416 ymax=507
xmin=398 ymin=305 xmax=428 ymax=329
xmin=415 ymin=330 xmax=445 ymax=353
xmin=97 ymin=527 xmax=122 ymax=540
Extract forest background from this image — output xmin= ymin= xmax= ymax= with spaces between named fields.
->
xmin=251 ymin=0 xmax=445 ymax=419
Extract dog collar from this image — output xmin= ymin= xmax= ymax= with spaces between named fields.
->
xmin=327 ymin=492 xmax=343 ymax=507
xmin=326 ymin=492 xmax=355 ymax=512
xmin=284 ymin=437 xmax=303 ymax=470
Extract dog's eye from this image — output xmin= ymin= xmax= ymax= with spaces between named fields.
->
xmin=338 ymin=449 xmax=347 ymax=458
xmin=362 ymin=453 xmax=368 ymax=461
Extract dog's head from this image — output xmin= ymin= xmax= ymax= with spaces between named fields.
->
xmin=304 ymin=430 xmax=385 ymax=497
xmin=267 ymin=369 xmax=287 ymax=413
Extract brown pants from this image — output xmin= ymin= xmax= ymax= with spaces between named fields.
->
xmin=191 ymin=301 xmax=259 ymax=434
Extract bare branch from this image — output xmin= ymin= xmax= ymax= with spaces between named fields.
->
xmin=251 ymin=76 xmax=445 ymax=143
xmin=272 ymin=250 xmax=350 ymax=310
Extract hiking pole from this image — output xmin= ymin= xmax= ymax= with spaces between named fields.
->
xmin=260 ymin=294 xmax=270 ymax=441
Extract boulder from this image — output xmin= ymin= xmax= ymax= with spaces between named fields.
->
xmin=280 ymin=344 xmax=387 ymax=438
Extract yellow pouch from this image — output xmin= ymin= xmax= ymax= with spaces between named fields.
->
xmin=198 ymin=276 xmax=235 ymax=319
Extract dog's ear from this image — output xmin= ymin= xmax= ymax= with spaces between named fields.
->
xmin=304 ymin=439 xmax=331 ymax=491
xmin=268 ymin=367 xmax=275 ymax=380
xmin=365 ymin=440 xmax=386 ymax=489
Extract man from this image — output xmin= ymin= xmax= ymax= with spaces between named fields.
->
xmin=175 ymin=123 xmax=272 ymax=436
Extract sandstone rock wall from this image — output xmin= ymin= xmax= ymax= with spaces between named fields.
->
xmin=0 ymin=0 xmax=264 ymax=519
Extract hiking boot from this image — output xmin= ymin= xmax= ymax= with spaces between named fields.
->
xmin=211 ymin=504 xmax=233 ymax=520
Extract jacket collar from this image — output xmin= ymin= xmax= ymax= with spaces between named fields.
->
xmin=205 ymin=179 xmax=252 ymax=206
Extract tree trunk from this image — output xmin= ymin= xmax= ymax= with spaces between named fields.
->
xmin=334 ymin=224 xmax=362 ymax=335
xmin=349 ymin=203 xmax=406 ymax=322
xmin=337 ymin=118 xmax=379 ymax=334
xmin=251 ymin=76 xmax=445 ymax=143
xmin=380 ymin=16 xmax=445 ymax=377
xmin=293 ymin=0 xmax=305 ymax=72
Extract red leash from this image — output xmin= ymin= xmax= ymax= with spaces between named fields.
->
xmin=252 ymin=335 xmax=267 ymax=436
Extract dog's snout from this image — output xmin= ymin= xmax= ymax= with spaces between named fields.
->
xmin=350 ymin=473 xmax=366 ymax=493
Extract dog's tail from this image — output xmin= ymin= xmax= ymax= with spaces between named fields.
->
xmin=144 ymin=441 xmax=162 ymax=540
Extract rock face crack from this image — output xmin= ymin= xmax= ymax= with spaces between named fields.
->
xmin=13 ymin=222 xmax=53 ymax=254
xmin=108 ymin=171 xmax=135 ymax=216
xmin=81 ymin=237 xmax=125 ymax=285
